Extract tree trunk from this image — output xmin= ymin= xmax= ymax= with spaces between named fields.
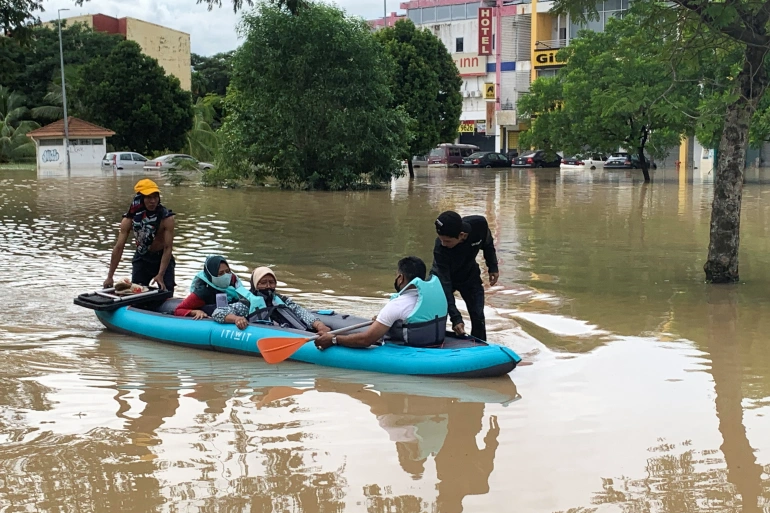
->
xmin=407 ymin=158 xmax=414 ymax=179
xmin=704 ymin=47 xmax=770 ymax=283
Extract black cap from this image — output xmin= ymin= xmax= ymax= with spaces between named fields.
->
xmin=435 ymin=211 xmax=471 ymax=237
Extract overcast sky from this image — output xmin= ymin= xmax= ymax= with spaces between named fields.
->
xmin=39 ymin=0 xmax=403 ymax=56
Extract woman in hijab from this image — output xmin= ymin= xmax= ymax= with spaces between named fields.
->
xmin=174 ymin=255 xmax=241 ymax=319
xmin=213 ymin=266 xmax=331 ymax=333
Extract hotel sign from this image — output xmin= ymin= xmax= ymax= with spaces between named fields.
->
xmin=452 ymin=53 xmax=487 ymax=76
xmin=478 ymin=7 xmax=493 ymax=56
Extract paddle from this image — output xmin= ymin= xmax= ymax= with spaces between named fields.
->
xmin=258 ymin=321 xmax=373 ymax=364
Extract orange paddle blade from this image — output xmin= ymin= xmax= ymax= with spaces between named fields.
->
xmin=258 ymin=336 xmax=313 ymax=364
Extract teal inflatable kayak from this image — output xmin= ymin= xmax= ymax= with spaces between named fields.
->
xmin=78 ymin=293 xmax=520 ymax=378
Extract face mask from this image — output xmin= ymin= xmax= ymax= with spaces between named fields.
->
xmin=261 ymin=288 xmax=276 ymax=298
xmin=394 ymin=277 xmax=402 ymax=293
xmin=212 ymin=273 xmax=231 ymax=288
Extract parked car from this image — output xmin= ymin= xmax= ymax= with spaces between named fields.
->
xmin=427 ymin=143 xmax=480 ymax=167
xmin=411 ymin=155 xmax=429 ymax=168
xmin=604 ymin=152 xmax=656 ymax=169
xmin=101 ymin=152 xmax=148 ymax=170
xmin=560 ymin=153 xmax=606 ymax=170
xmin=511 ymin=150 xmax=562 ymax=168
xmin=461 ymin=151 xmax=511 ymax=168
xmin=505 ymin=149 xmax=519 ymax=160
xmin=143 ymin=154 xmax=214 ymax=172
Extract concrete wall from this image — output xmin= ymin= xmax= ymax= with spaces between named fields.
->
xmin=35 ymin=137 xmax=107 ymax=176
xmin=124 ymin=18 xmax=191 ymax=91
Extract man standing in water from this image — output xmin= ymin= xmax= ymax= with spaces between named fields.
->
xmin=432 ymin=210 xmax=498 ymax=340
xmin=103 ymin=179 xmax=176 ymax=292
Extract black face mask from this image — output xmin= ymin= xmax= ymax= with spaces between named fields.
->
xmin=259 ymin=288 xmax=276 ymax=306
xmin=394 ymin=277 xmax=402 ymax=293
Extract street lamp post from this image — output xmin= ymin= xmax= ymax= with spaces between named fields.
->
xmin=57 ymin=8 xmax=71 ymax=176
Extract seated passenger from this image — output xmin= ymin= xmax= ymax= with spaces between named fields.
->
xmin=315 ymin=256 xmax=448 ymax=350
xmin=174 ymin=255 xmax=242 ymax=319
xmin=214 ymin=267 xmax=331 ymax=333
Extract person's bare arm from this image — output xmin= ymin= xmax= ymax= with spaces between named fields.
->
xmin=104 ymin=218 xmax=132 ymax=288
xmin=152 ymin=216 xmax=175 ymax=291
xmin=315 ymin=322 xmax=391 ymax=350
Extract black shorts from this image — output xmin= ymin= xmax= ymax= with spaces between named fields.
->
xmin=132 ymin=251 xmax=176 ymax=294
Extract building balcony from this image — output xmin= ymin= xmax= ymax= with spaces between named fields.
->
xmin=535 ymin=39 xmax=567 ymax=50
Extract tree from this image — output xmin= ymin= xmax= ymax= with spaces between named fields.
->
xmin=197 ymin=0 xmax=307 ymax=15
xmin=552 ymin=0 xmax=770 ymax=282
xmin=375 ymin=20 xmax=462 ymax=179
xmin=217 ymin=2 xmax=411 ymax=190
xmin=518 ymin=13 xmax=699 ymax=182
xmin=191 ymin=51 xmax=234 ymax=99
xmin=75 ymin=41 xmax=193 ymax=155
xmin=0 ymin=23 xmax=124 ymax=108
xmin=0 ymin=86 xmax=39 ymax=162
xmin=182 ymin=97 xmax=219 ymax=162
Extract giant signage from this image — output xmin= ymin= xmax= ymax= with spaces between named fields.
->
xmin=452 ymin=53 xmax=487 ymax=76
xmin=533 ymin=49 xmax=566 ymax=68
xmin=458 ymin=120 xmax=475 ymax=133
xmin=478 ymin=7 xmax=493 ymax=56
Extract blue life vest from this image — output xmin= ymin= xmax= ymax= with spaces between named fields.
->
xmin=192 ymin=271 xmax=263 ymax=314
xmin=389 ymin=275 xmax=448 ymax=347
xmin=245 ymin=293 xmax=310 ymax=330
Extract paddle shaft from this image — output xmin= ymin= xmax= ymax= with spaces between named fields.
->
xmin=309 ymin=321 xmax=372 ymax=341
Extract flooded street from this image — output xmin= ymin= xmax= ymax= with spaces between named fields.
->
xmin=2 ymin=165 xmax=770 ymax=512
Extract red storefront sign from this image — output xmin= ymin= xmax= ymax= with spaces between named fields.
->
xmin=478 ymin=7 xmax=493 ymax=56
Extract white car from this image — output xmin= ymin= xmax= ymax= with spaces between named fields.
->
xmin=560 ymin=153 xmax=606 ymax=170
xmin=101 ymin=152 xmax=149 ymax=170
xmin=143 ymin=154 xmax=214 ymax=171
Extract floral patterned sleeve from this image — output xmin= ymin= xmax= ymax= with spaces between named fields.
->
xmin=212 ymin=302 xmax=249 ymax=324
xmin=279 ymin=295 xmax=319 ymax=329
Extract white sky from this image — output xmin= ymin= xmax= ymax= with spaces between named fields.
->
xmin=39 ymin=0 xmax=403 ymax=56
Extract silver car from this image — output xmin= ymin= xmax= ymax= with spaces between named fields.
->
xmin=101 ymin=151 xmax=148 ymax=170
xmin=143 ymin=154 xmax=214 ymax=171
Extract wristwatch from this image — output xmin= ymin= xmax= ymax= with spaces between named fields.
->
xmin=332 ymin=336 xmax=338 ymax=346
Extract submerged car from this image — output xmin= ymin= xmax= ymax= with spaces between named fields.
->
xmin=143 ymin=154 xmax=214 ymax=171
xmin=101 ymin=152 xmax=148 ymax=170
xmin=604 ymin=152 xmax=656 ymax=169
xmin=461 ymin=151 xmax=511 ymax=168
xmin=512 ymin=150 xmax=562 ymax=168
xmin=560 ymin=153 xmax=606 ymax=170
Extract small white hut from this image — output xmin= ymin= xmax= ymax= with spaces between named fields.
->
xmin=27 ymin=117 xmax=115 ymax=176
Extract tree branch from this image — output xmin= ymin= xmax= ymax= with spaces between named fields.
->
xmin=673 ymin=0 xmax=770 ymax=47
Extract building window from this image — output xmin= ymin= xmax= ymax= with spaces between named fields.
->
xmin=421 ymin=7 xmax=436 ymax=23
xmin=466 ymin=2 xmax=480 ymax=18
xmin=91 ymin=139 xmax=103 ymax=145
xmin=536 ymin=69 xmax=559 ymax=78
xmin=39 ymin=139 xmax=63 ymax=146
xmin=456 ymin=37 xmax=464 ymax=52
xmin=452 ymin=4 xmax=466 ymax=20
xmin=407 ymin=8 xmax=421 ymax=24
xmin=436 ymin=5 xmax=451 ymax=21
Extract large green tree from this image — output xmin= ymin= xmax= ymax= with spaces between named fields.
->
xmin=375 ymin=20 xmax=462 ymax=179
xmin=75 ymin=41 xmax=193 ymax=154
xmin=217 ymin=1 xmax=411 ymax=190
xmin=191 ymin=51 xmax=233 ymax=99
xmin=553 ymin=0 xmax=770 ymax=282
xmin=518 ymin=13 xmax=699 ymax=182
xmin=0 ymin=23 xmax=123 ymax=108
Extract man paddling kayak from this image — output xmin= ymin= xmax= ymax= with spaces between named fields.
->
xmin=315 ymin=256 xmax=447 ymax=349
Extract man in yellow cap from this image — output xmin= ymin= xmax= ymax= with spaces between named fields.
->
xmin=103 ymin=178 xmax=176 ymax=292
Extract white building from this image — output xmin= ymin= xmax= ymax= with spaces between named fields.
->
xmin=401 ymin=0 xmax=532 ymax=153
xmin=27 ymin=117 xmax=115 ymax=176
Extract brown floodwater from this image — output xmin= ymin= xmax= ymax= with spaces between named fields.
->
xmin=2 ymin=165 xmax=770 ymax=512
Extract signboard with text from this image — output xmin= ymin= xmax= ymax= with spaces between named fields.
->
xmin=458 ymin=120 xmax=475 ymax=133
xmin=533 ymin=49 xmax=566 ymax=68
xmin=478 ymin=7 xmax=493 ymax=56
xmin=484 ymin=83 xmax=495 ymax=99
xmin=452 ymin=53 xmax=488 ymax=76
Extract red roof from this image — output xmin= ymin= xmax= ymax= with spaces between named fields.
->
xmin=27 ymin=117 xmax=115 ymax=139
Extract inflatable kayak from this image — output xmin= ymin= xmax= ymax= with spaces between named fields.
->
xmin=77 ymin=292 xmax=521 ymax=378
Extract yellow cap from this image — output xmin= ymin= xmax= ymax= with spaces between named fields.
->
xmin=134 ymin=179 xmax=160 ymax=196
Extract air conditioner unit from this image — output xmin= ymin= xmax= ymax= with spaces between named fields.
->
xmin=462 ymin=91 xmax=470 ymax=98
xmin=471 ymin=91 xmax=481 ymax=98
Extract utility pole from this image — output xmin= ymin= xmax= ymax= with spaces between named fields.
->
xmin=57 ymin=8 xmax=71 ymax=176
xmin=383 ymin=0 xmax=387 ymax=26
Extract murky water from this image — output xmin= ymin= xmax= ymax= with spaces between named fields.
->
xmin=2 ymin=165 xmax=770 ymax=512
